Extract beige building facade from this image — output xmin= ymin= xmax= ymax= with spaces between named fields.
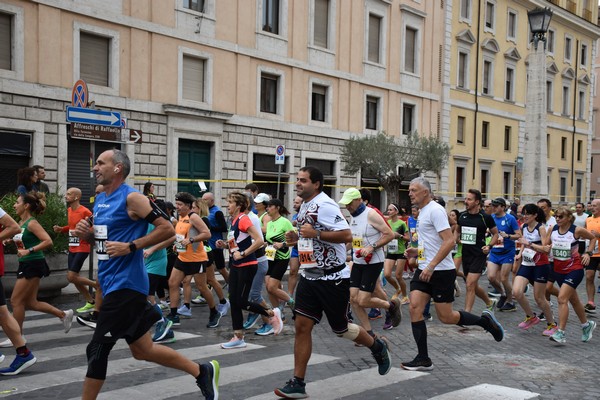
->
xmin=446 ymin=0 xmax=599 ymax=209
xmin=0 ymin=0 xmax=447 ymax=210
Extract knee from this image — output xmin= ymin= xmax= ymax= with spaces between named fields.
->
xmin=266 ymin=281 xmax=278 ymax=295
xmin=130 ymin=345 xmax=150 ymax=361
xmin=67 ymin=273 xmax=77 ymax=283
xmin=86 ymin=341 xmax=114 ymax=380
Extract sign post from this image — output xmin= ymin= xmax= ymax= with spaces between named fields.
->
xmin=275 ymin=145 xmax=285 ymax=199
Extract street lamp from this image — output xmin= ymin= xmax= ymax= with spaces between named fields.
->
xmin=528 ymin=7 xmax=553 ymax=50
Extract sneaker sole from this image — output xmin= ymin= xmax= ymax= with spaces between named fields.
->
xmin=255 ymin=330 xmax=275 ymax=336
xmin=220 ymin=343 xmax=247 ymax=349
xmin=209 ymin=360 xmax=220 ymax=399
xmin=0 ymin=357 xmax=37 ymax=376
xmin=400 ymin=363 xmax=434 ymax=371
xmin=273 ymin=388 xmax=308 ymax=399
xmin=76 ymin=317 xmax=96 ymax=330
xmin=154 ymin=320 xmax=174 ymax=342
xmin=155 ymin=338 xmax=176 ymax=344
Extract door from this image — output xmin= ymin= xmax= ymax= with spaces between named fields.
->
xmin=178 ymin=139 xmax=211 ymax=197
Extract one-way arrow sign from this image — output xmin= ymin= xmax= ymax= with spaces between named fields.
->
xmin=66 ymin=106 xmax=122 ymax=127
xmin=121 ymin=129 xmax=143 ymax=144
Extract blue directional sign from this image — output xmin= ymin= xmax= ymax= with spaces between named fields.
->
xmin=66 ymin=106 xmax=122 ymax=127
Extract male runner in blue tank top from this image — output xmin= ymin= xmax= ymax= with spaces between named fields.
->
xmin=74 ymin=150 xmax=219 ymax=400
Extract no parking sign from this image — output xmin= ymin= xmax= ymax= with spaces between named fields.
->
xmin=275 ymin=145 xmax=285 ymax=165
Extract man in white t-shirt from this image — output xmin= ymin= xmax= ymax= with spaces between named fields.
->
xmin=400 ymin=178 xmax=504 ymax=372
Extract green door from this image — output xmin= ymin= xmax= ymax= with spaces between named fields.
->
xmin=178 ymin=139 xmax=211 ymax=197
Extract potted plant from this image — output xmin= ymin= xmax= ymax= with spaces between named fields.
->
xmin=0 ymin=192 xmax=70 ymax=297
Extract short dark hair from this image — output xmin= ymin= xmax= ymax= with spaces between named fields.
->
xmin=299 ymin=166 xmax=324 ymax=192
xmin=244 ymin=183 xmax=259 ymax=193
xmin=359 ymin=188 xmax=371 ymax=203
xmin=32 ymin=165 xmax=44 ymax=173
xmin=523 ymin=203 xmax=545 ymax=224
xmin=537 ymin=198 xmax=552 ymax=208
xmin=467 ymin=188 xmax=482 ymax=203
xmin=175 ymin=192 xmax=195 ymax=206
xmin=576 ymin=202 xmax=585 ymax=208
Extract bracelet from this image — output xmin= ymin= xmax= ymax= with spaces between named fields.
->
xmin=426 ymin=265 xmax=434 ymax=272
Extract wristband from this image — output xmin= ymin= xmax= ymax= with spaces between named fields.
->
xmin=129 ymin=242 xmax=137 ymax=253
xmin=189 ymin=237 xmax=195 ymax=243
xmin=28 ymin=247 xmax=34 ymax=253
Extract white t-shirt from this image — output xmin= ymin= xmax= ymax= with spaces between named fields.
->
xmin=247 ymin=211 xmax=267 ymax=262
xmin=416 ymin=201 xmax=455 ymax=271
xmin=0 ymin=207 xmax=5 ymax=219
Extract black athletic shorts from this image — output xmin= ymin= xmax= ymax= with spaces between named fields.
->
xmin=68 ymin=252 xmax=89 ymax=273
xmin=173 ymin=259 xmax=204 ymax=275
xmin=267 ymin=259 xmax=289 ymax=281
xmin=349 ymin=262 xmax=384 ymax=293
xmin=462 ymin=255 xmax=487 ymax=275
xmin=294 ymin=275 xmax=350 ymax=334
xmin=585 ymin=257 xmax=600 ymax=271
xmin=212 ymin=248 xmax=226 ymax=270
xmin=92 ymin=289 xmax=161 ymax=344
xmin=410 ymin=268 xmax=456 ymax=303
xmin=386 ymin=253 xmax=406 ymax=261
xmin=147 ymin=273 xmax=165 ymax=296
xmin=17 ymin=259 xmax=50 ymax=279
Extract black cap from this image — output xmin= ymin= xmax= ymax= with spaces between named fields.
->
xmin=492 ymin=197 xmax=507 ymax=207
xmin=267 ymin=198 xmax=284 ymax=208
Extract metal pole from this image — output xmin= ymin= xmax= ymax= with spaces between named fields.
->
xmin=276 ymin=164 xmax=282 ymax=199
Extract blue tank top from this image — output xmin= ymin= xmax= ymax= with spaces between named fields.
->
xmin=207 ymin=205 xmax=223 ymax=247
xmin=94 ymin=184 xmax=149 ymax=296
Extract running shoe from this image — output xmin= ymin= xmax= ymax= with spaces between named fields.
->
xmin=206 ymin=312 xmax=222 ymax=329
xmin=382 ymin=312 xmax=393 ymax=330
xmin=518 ymin=315 xmax=540 ymax=330
xmin=62 ymin=309 xmax=74 ymax=333
xmin=454 ymin=279 xmax=461 ymax=297
xmin=538 ymin=312 xmax=546 ymax=321
xmin=391 ymin=290 xmax=403 ymax=301
xmin=481 ymin=310 xmax=504 ymax=342
xmin=486 ymin=298 xmax=497 ymax=312
xmin=76 ymin=302 xmax=95 ymax=313
xmin=159 ymin=300 xmax=169 ymax=310
xmin=154 ymin=329 xmax=175 ymax=344
xmin=542 ymin=323 xmax=558 ymax=337
xmin=498 ymin=302 xmax=516 ymax=312
xmin=166 ymin=314 xmax=181 ymax=327
xmin=153 ymin=319 xmax=174 ymax=342
xmin=177 ymin=304 xmax=192 ymax=318
xmin=270 ymin=308 xmax=284 ymax=335
xmin=550 ymin=329 xmax=566 ymax=344
xmin=585 ymin=303 xmax=597 ymax=314
xmin=402 ymin=271 xmax=410 ymax=279
xmin=497 ymin=295 xmax=507 ymax=309
xmin=368 ymin=308 xmax=382 ymax=320
xmin=389 ymin=298 xmax=402 ymax=327
xmin=191 ymin=295 xmax=207 ymax=305
xmin=400 ymin=296 xmax=410 ymax=305
xmin=423 ymin=313 xmax=433 ymax=322
xmin=196 ymin=360 xmax=220 ymax=400
xmin=243 ymin=313 xmax=260 ymax=330
xmin=216 ymin=299 xmax=230 ymax=316
xmin=0 ymin=354 xmax=4 ymax=363
xmin=220 ymin=336 xmax=246 ymax=349
xmin=0 ymin=352 xmax=36 ymax=376
xmin=371 ymin=338 xmax=391 ymax=375
xmin=255 ymin=323 xmax=274 ymax=336
xmin=76 ymin=313 xmax=97 ymax=330
xmin=401 ymin=356 xmax=434 ymax=371
xmin=582 ymin=321 xmax=597 ymax=342
xmin=274 ymin=378 xmax=308 ymax=399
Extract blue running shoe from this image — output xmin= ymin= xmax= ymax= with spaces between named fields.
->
xmin=243 ymin=313 xmax=260 ymax=330
xmin=482 ymin=310 xmax=504 ymax=342
xmin=255 ymin=323 xmax=274 ymax=336
xmin=155 ymin=329 xmax=175 ymax=344
xmin=0 ymin=352 xmax=36 ymax=376
xmin=153 ymin=319 xmax=174 ymax=342
xmin=197 ymin=360 xmax=220 ymax=400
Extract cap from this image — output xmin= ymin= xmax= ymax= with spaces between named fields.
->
xmin=492 ymin=197 xmax=507 ymax=207
xmin=338 ymin=188 xmax=362 ymax=205
xmin=254 ymin=193 xmax=271 ymax=204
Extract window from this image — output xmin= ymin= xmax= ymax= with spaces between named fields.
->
xmin=560 ymin=176 xmax=566 ymax=202
xmin=183 ymin=0 xmax=205 ymax=12
xmin=458 ymin=51 xmax=468 ymax=88
xmin=581 ymin=43 xmax=588 ymax=66
xmin=482 ymin=60 xmax=492 ymax=95
xmin=561 ymin=137 xmax=567 ymax=159
xmin=481 ymin=169 xmax=489 ymax=196
xmin=507 ymin=10 xmax=517 ymax=40
xmin=505 ymin=66 xmax=514 ymax=101
xmin=576 ymin=178 xmax=582 ymax=203
xmin=456 ymin=166 xmax=465 ymax=197
xmin=368 ymin=14 xmax=381 ymax=63
xmin=262 ymin=0 xmax=280 ymax=34
xmin=547 ymin=134 xmax=550 ymax=158
xmin=260 ymin=74 xmax=278 ymax=114
xmin=562 ymin=85 xmax=570 ymax=115
xmin=482 ymin=121 xmax=489 ymax=148
xmin=402 ymin=103 xmax=415 ymax=135
xmin=547 ymin=30 xmax=555 ymax=54
xmin=457 ymin=116 xmax=465 ymax=144
xmin=0 ymin=12 xmax=11 ymax=70
xmin=565 ymin=36 xmax=572 ymax=62
xmin=182 ymin=55 xmax=205 ymax=102
xmin=366 ymin=96 xmax=378 ymax=130
xmin=306 ymin=158 xmax=336 ymax=198
xmin=579 ymin=90 xmax=586 ymax=119
xmin=80 ymin=32 xmax=110 ymax=87
xmin=577 ymin=139 xmax=583 ymax=162
xmin=503 ymin=171 xmax=512 ymax=197
xmin=460 ymin=0 xmax=471 ymax=20
xmin=252 ymin=153 xmax=289 ymax=202
xmin=404 ymin=27 xmax=417 ymax=73
xmin=504 ymin=126 xmax=511 ymax=151
xmin=313 ymin=0 xmax=329 ymax=48
xmin=485 ymin=1 xmax=495 ymax=30
xmin=311 ymin=84 xmax=327 ymax=122
xmin=546 ymin=80 xmax=553 ymax=112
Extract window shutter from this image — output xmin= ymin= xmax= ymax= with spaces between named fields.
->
xmin=405 ymin=28 xmax=416 ymax=73
xmin=313 ymin=0 xmax=329 ymax=48
xmin=0 ymin=13 xmax=12 ymax=70
xmin=183 ymin=55 xmax=205 ymax=102
xmin=368 ymin=15 xmax=380 ymax=63
xmin=80 ymin=32 xmax=109 ymax=86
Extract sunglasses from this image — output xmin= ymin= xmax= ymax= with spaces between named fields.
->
xmin=555 ymin=214 xmax=565 ymax=219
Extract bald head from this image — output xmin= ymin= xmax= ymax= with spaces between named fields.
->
xmin=202 ymin=192 xmax=215 ymax=207
xmin=65 ymin=187 xmax=83 ymax=206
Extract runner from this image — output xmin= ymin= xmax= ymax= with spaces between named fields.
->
xmin=287 ymin=196 xmax=303 ymax=298
xmin=383 ymin=202 xmax=410 ymax=307
xmin=201 ymin=192 xmax=230 ymax=286
xmin=584 ymin=199 xmax=600 ymax=314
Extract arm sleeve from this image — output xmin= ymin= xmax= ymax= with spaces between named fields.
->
xmin=214 ymin=211 xmax=228 ymax=232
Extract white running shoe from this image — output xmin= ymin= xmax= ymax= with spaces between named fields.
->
xmin=62 ymin=309 xmax=74 ymax=333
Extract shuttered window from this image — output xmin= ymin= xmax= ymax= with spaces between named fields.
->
xmin=80 ymin=32 xmax=109 ymax=87
xmin=183 ymin=55 xmax=205 ymax=102
xmin=368 ymin=14 xmax=381 ymax=63
xmin=0 ymin=12 xmax=12 ymax=70
xmin=404 ymin=27 xmax=416 ymax=73
xmin=313 ymin=0 xmax=329 ymax=48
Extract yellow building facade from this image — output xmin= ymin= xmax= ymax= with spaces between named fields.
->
xmin=446 ymin=0 xmax=599 ymax=208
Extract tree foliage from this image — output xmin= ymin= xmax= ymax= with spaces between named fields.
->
xmin=341 ymin=132 xmax=450 ymax=204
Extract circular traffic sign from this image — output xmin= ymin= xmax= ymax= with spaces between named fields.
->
xmin=72 ymin=79 xmax=88 ymax=108
xmin=276 ymin=145 xmax=285 ymax=155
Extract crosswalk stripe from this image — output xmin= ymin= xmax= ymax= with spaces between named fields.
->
xmin=84 ymin=353 xmax=338 ymax=400
xmin=428 ymin=383 xmax=539 ymax=399
xmin=6 ymin=343 xmax=265 ymax=395
xmin=247 ymin=367 xmax=427 ymax=400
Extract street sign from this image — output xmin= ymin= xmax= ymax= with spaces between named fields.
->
xmin=71 ymin=80 xmax=88 ymax=108
xmin=70 ymin=123 xmax=122 ymax=143
xmin=275 ymin=144 xmax=285 ymax=165
xmin=66 ymin=106 xmax=122 ymax=127
xmin=123 ymin=129 xmax=143 ymax=144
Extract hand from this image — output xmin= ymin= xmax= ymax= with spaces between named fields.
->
xmin=285 ymin=230 xmax=299 ymax=245
xmin=404 ymin=247 xmax=418 ymax=259
xmin=482 ymin=245 xmax=490 ymax=255
xmin=517 ymin=237 xmax=529 ymax=246
xmin=299 ymin=224 xmax=318 ymax=239
xmin=53 ymin=225 xmax=62 ymax=233
xmin=592 ymin=230 xmax=600 ymax=238
xmin=582 ymin=253 xmax=591 ymax=267
xmin=17 ymin=248 xmax=30 ymax=258
xmin=215 ymin=239 xmax=226 ymax=249
xmin=143 ymin=249 xmax=153 ymax=258
xmin=105 ymin=241 xmax=131 ymax=258
xmin=181 ymin=239 xmax=191 ymax=246
xmin=419 ymin=267 xmax=433 ymax=282
xmin=232 ymin=250 xmax=243 ymax=261
xmin=74 ymin=218 xmax=93 ymax=238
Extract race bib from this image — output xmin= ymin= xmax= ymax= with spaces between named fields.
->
xmin=69 ymin=230 xmax=80 ymax=247
xmin=418 ymin=243 xmax=425 ymax=262
xmin=521 ymin=247 xmax=536 ymax=266
xmin=552 ymin=241 xmax=571 ymax=261
xmin=175 ymin=234 xmax=186 ymax=253
xmin=94 ymin=225 xmax=109 ymax=260
xmin=461 ymin=226 xmax=477 ymax=245
xmin=265 ymin=245 xmax=276 ymax=261
xmin=352 ymin=236 xmax=363 ymax=250
xmin=387 ymin=239 xmax=398 ymax=253
xmin=298 ymin=237 xmax=317 ymax=268
xmin=227 ymin=230 xmax=239 ymax=252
